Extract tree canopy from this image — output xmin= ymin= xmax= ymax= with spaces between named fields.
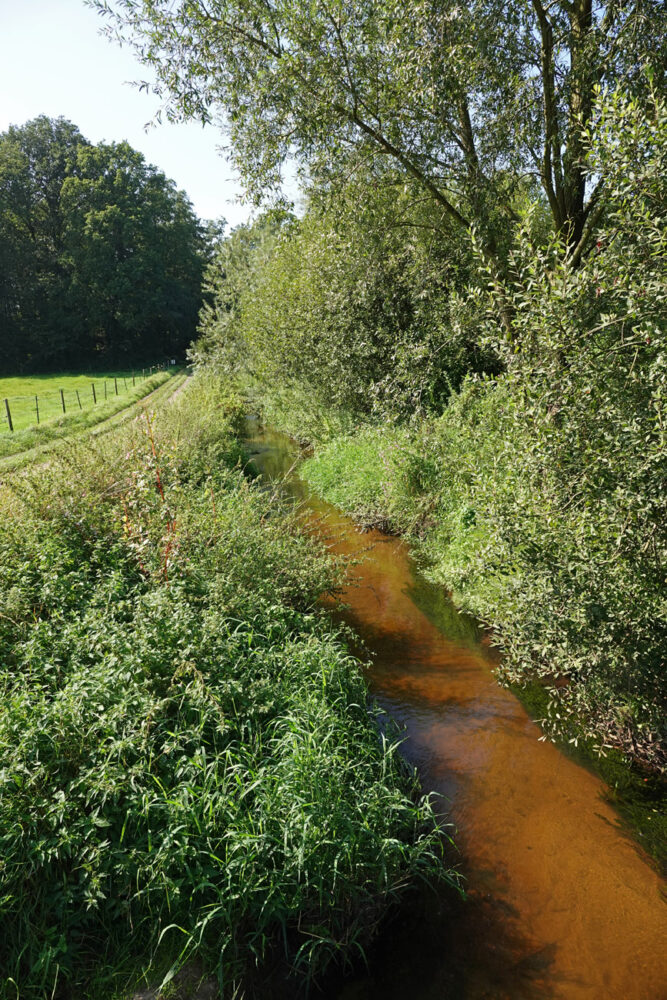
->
xmin=0 ymin=115 xmax=205 ymax=371
xmin=92 ymin=0 xmax=663 ymax=272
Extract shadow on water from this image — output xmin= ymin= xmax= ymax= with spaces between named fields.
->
xmin=405 ymin=572 xmax=487 ymax=653
xmin=244 ymin=418 xmax=667 ymax=1000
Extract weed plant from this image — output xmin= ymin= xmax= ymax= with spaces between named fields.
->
xmin=0 ymin=375 xmax=447 ymax=998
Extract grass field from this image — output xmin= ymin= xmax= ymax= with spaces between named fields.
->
xmin=0 ymin=368 xmax=184 ymax=463
xmin=0 ymin=369 xmax=167 ymax=432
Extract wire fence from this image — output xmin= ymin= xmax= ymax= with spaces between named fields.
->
xmin=1 ymin=365 xmax=172 ymax=434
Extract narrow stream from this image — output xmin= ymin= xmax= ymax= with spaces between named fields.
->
xmin=245 ymin=420 xmax=666 ymax=1000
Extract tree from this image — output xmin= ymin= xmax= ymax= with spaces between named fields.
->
xmin=62 ymin=141 xmax=204 ymax=361
xmin=91 ymin=0 xmax=663 ymax=277
xmin=0 ymin=117 xmax=205 ymax=371
xmin=0 ymin=117 xmax=89 ymax=368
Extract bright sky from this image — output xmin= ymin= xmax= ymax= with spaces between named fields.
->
xmin=0 ymin=0 xmax=252 ymax=226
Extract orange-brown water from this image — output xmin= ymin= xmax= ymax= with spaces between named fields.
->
xmin=246 ymin=422 xmax=666 ymax=1000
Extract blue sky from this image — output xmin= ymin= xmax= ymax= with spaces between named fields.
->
xmin=0 ymin=0 xmax=254 ymax=226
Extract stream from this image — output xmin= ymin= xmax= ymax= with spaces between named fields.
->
xmin=245 ymin=419 xmax=666 ymax=1000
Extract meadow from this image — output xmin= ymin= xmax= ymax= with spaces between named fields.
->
xmin=0 ymin=369 xmax=171 ymax=432
xmin=0 ymin=369 xmax=181 ymax=464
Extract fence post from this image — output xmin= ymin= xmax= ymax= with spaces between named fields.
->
xmin=92 ymin=383 xmax=97 ymax=405
xmin=104 ymin=381 xmax=108 ymax=401
xmin=114 ymin=377 xmax=118 ymax=396
xmin=123 ymin=377 xmax=128 ymax=392
xmin=132 ymin=372 xmax=136 ymax=386
xmin=4 ymin=398 xmax=13 ymax=432
xmin=35 ymin=395 xmax=40 ymax=424
xmin=76 ymin=389 xmax=82 ymax=410
xmin=60 ymin=389 xmax=66 ymax=414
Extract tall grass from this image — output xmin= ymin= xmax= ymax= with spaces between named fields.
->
xmin=0 ymin=375 xmax=450 ymax=998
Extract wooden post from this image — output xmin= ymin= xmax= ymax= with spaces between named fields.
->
xmin=60 ymin=389 xmax=66 ymax=414
xmin=104 ymin=381 xmax=108 ymax=400
xmin=4 ymin=398 xmax=13 ymax=432
xmin=132 ymin=372 xmax=136 ymax=386
xmin=76 ymin=389 xmax=82 ymax=410
xmin=123 ymin=377 xmax=128 ymax=392
xmin=114 ymin=377 xmax=118 ymax=396
xmin=35 ymin=395 xmax=40 ymax=424
xmin=92 ymin=383 xmax=97 ymax=405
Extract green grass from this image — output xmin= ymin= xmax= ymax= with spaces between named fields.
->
xmin=0 ymin=369 xmax=182 ymax=464
xmin=0 ymin=370 xmax=167 ymax=432
xmin=0 ymin=375 xmax=450 ymax=998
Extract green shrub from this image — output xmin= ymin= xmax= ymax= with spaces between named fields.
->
xmin=302 ymin=89 xmax=667 ymax=768
xmin=194 ymin=180 xmax=498 ymax=443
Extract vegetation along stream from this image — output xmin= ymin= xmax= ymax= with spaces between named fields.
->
xmin=246 ymin=418 xmax=667 ymax=1000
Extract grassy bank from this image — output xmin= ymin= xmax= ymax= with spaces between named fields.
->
xmin=0 ymin=375 xmax=449 ymax=998
xmin=299 ymin=381 xmax=666 ymax=866
xmin=0 ymin=370 xmax=178 ymax=461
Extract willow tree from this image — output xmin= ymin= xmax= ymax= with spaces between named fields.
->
xmin=92 ymin=0 xmax=661 ymax=274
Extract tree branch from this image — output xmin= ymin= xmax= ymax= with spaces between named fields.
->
xmin=344 ymin=109 xmax=471 ymax=230
xmin=532 ymin=0 xmax=565 ymax=229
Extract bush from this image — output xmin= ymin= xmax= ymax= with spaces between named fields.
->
xmin=195 ymin=179 xmax=498 ymax=442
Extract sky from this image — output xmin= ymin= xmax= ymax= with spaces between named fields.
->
xmin=0 ymin=0 xmax=254 ymax=226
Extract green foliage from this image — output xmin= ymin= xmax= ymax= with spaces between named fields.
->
xmin=303 ymin=88 xmax=667 ymax=769
xmin=0 ymin=116 xmax=204 ymax=372
xmin=61 ymin=141 xmax=204 ymax=361
xmin=92 ymin=0 xmax=662 ymax=266
xmin=0 ymin=376 xmax=448 ymax=998
xmin=0 ymin=117 xmax=88 ymax=369
xmin=193 ymin=208 xmax=294 ymax=381
xmin=195 ymin=180 xmax=498 ymax=439
xmin=302 ymin=424 xmax=413 ymax=531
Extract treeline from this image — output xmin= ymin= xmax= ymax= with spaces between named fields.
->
xmin=96 ymin=0 xmax=666 ymax=768
xmin=0 ymin=116 xmax=205 ymax=372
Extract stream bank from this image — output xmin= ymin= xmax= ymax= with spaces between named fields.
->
xmin=246 ymin=418 xmax=667 ymax=1000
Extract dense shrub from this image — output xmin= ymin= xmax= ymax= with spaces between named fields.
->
xmin=195 ymin=179 xmax=498 ymax=441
